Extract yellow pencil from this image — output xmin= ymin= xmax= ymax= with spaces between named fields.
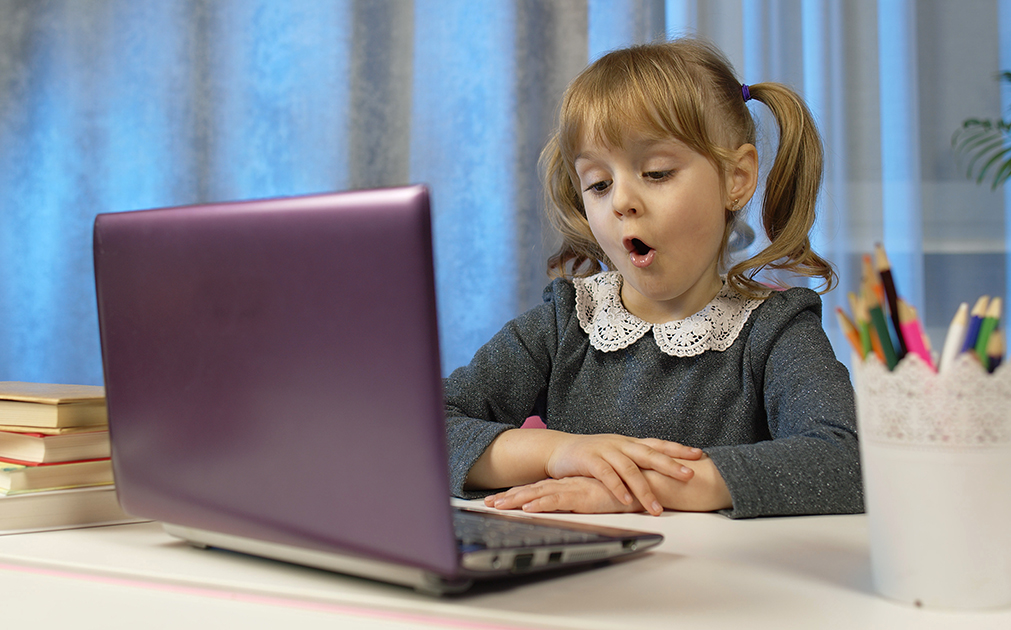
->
xmin=836 ymin=307 xmax=862 ymax=357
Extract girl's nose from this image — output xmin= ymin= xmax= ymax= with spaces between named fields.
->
xmin=610 ymin=180 xmax=641 ymax=218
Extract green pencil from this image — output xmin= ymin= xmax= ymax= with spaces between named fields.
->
xmin=975 ymin=297 xmax=1002 ymax=364
xmin=865 ymin=285 xmax=898 ymax=369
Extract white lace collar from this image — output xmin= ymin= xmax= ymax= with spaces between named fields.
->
xmin=573 ymin=271 xmax=766 ymax=357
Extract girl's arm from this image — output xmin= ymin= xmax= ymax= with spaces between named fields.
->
xmin=483 ymin=453 xmax=730 ymax=514
xmin=467 ymin=428 xmax=702 ymax=516
xmin=704 ymin=291 xmax=864 ymax=518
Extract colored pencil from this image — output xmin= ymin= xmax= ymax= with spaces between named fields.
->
xmin=897 ymin=300 xmax=934 ymax=370
xmin=868 ymin=320 xmax=886 ymax=364
xmin=974 ymin=297 xmax=1002 ymax=365
xmin=987 ymin=329 xmax=1004 ymax=372
xmin=836 ymin=308 xmax=863 ymax=357
xmin=875 ymin=244 xmax=906 ymax=359
xmin=857 ymin=287 xmax=885 ymax=363
xmin=862 ymin=254 xmax=884 ymax=305
xmin=864 ymin=268 xmax=898 ymax=355
xmin=938 ymin=302 xmax=969 ymax=373
xmin=865 ymin=284 xmax=898 ymax=370
xmin=960 ymin=295 xmax=991 ymax=354
xmin=847 ymin=292 xmax=871 ymax=358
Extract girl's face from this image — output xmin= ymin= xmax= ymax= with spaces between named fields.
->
xmin=574 ymin=134 xmax=750 ymax=323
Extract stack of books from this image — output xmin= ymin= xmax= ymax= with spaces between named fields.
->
xmin=0 ymin=381 xmax=144 ymax=534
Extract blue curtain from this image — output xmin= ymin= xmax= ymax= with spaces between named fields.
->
xmin=1 ymin=0 xmax=1008 ymax=385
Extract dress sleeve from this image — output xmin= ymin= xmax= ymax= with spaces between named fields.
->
xmin=705 ymin=290 xmax=865 ymax=518
xmin=443 ymin=283 xmax=565 ymax=498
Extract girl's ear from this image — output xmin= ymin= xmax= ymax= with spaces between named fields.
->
xmin=725 ymin=144 xmax=759 ymax=209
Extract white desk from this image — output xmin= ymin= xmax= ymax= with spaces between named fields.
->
xmin=0 ymin=502 xmax=1007 ymax=629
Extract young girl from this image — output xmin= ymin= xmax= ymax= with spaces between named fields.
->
xmin=443 ymin=38 xmax=863 ymax=519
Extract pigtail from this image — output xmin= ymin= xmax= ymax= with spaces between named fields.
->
xmin=727 ymin=82 xmax=837 ymax=296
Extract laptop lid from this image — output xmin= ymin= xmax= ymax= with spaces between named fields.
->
xmin=94 ymin=185 xmax=462 ymax=578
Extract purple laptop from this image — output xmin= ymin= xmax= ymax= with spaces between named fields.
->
xmin=93 ymin=185 xmax=662 ymax=594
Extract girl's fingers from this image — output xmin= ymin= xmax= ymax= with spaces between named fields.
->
xmin=490 ymin=478 xmax=639 ymax=514
xmin=488 ymin=482 xmax=561 ymax=511
xmin=638 ymin=438 xmax=704 ymax=461
xmin=624 ymin=442 xmax=697 ymax=481
xmin=595 ymin=455 xmax=663 ymax=516
xmin=486 ymin=489 xmax=526 ymax=510
xmin=586 ymin=461 xmax=635 ymax=506
xmin=537 ymin=434 xmax=695 ymax=515
xmin=519 ymin=493 xmax=567 ymax=513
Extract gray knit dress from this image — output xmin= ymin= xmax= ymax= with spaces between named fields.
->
xmin=444 ymin=273 xmax=864 ymax=518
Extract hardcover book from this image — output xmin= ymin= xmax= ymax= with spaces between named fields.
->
xmin=0 ymin=429 xmax=110 ymax=464
xmin=0 ymin=457 xmax=114 ymax=495
xmin=0 ymin=382 xmax=108 ymax=429
xmin=0 ymin=486 xmax=145 ymax=535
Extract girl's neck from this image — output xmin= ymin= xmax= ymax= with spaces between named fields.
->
xmin=619 ymin=271 xmax=724 ymax=324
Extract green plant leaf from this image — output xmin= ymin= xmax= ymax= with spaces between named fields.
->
xmin=992 ymin=157 xmax=1011 ymax=189
xmin=977 ymin=145 xmax=1011 ymax=184
xmin=953 ymin=70 xmax=1011 ymax=189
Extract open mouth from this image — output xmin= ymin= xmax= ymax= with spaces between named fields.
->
xmin=624 ymin=237 xmax=655 ymax=268
xmin=630 ymin=238 xmax=651 ymax=256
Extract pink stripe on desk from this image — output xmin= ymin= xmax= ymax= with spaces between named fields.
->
xmin=0 ymin=562 xmax=528 ymax=630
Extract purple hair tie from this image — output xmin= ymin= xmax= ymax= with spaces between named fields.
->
xmin=741 ymin=84 xmax=752 ymax=102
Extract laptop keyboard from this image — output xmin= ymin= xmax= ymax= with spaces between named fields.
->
xmin=453 ymin=508 xmax=605 ymax=549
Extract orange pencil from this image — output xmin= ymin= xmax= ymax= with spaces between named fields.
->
xmin=862 ymin=254 xmax=885 ymax=306
xmin=868 ymin=324 xmax=886 ymax=363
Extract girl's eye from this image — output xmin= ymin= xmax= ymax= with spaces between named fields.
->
xmin=584 ymin=180 xmax=610 ymax=195
xmin=644 ymin=170 xmax=673 ymax=181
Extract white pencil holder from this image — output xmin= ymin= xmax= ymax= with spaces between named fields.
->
xmin=854 ymin=353 xmax=1011 ymax=609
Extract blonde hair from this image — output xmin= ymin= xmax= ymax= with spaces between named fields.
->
xmin=541 ymin=38 xmax=836 ymax=298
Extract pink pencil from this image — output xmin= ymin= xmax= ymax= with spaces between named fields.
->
xmin=898 ymin=299 xmax=934 ymax=371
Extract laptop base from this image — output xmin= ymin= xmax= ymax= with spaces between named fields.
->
xmin=163 ymin=522 xmax=474 ymax=596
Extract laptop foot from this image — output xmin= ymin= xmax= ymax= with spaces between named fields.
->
xmin=414 ymin=575 xmax=473 ymax=596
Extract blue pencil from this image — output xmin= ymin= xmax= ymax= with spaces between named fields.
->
xmin=960 ymin=295 xmax=990 ymax=355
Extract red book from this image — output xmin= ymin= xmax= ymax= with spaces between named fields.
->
xmin=0 ymin=428 xmax=110 ymax=464
xmin=0 ymin=457 xmax=113 ymax=495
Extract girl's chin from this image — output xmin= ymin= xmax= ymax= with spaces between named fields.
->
xmin=619 ymin=274 xmax=722 ymax=321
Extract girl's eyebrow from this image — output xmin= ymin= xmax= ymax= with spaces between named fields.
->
xmin=573 ymin=148 xmax=603 ymax=163
xmin=573 ymin=153 xmax=606 ymax=176
xmin=630 ymin=137 xmax=688 ymax=153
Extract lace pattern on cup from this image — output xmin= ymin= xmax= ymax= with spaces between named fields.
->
xmin=854 ymin=353 xmax=1011 ymax=448
xmin=573 ymin=271 xmax=765 ymax=357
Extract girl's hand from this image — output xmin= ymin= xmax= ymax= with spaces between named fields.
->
xmin=543 ymin=434 xmax=700 ymax=516
xmin=485 ymin=476 xmax=643 ymax=514
xmin=484 ymin=454 xmax=732 ymax=515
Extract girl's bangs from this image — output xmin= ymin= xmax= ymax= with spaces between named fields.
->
xmin=558 ymin=57 xmax=707 ymax=164
xmin=560 ymin=86 xmax=685 ymax=161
